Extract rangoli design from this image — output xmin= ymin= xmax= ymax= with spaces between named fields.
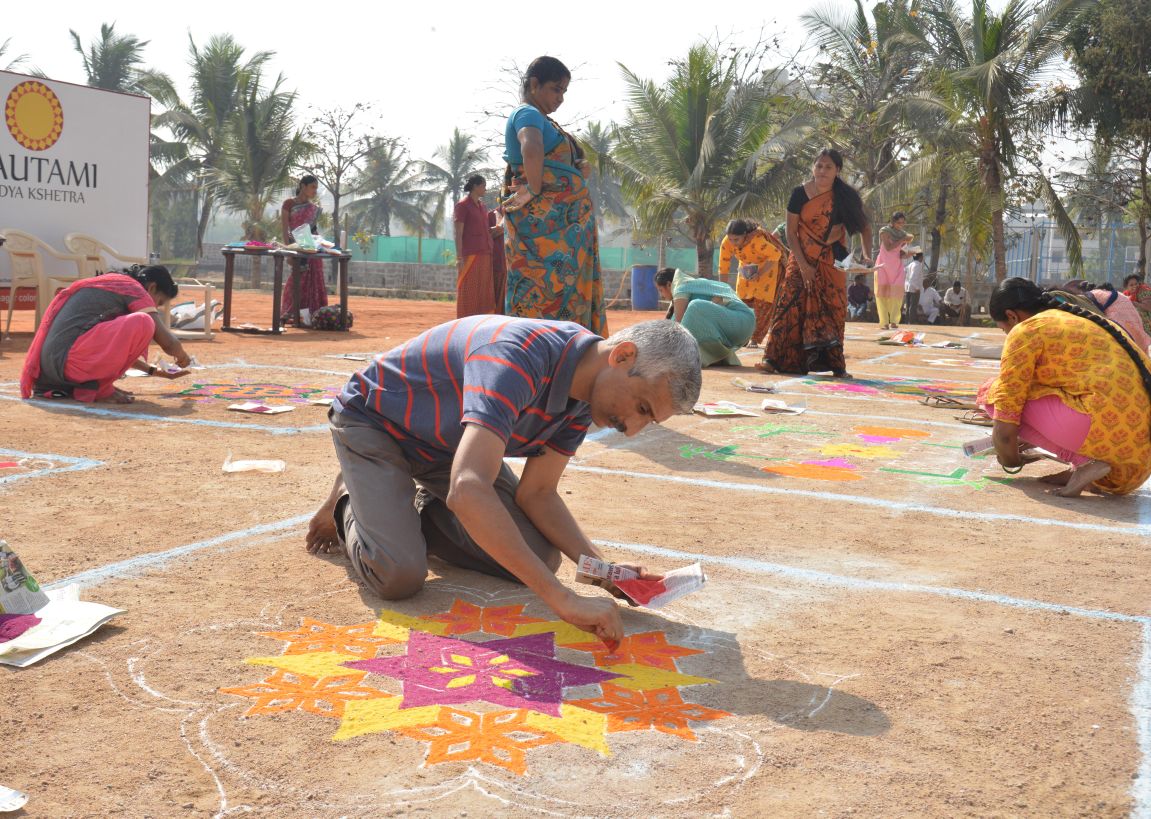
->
xmin=168 ymin=382 xmax=340 ymax=404
xmin=221 ymin=601 xmax=727 ymax=776
xmin=800 ymin=376 xmax=978 ymax=401
xmin=677 ymin=422 xmax=1008 ymax=490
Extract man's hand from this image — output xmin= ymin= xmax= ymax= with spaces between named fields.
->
xmin=553 ymin=591 xmax=623 ymax=642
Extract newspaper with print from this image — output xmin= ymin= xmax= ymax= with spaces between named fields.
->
xmin=575 ymin=555 xmax=707 ymax=609
xmin=0 ymin=541 xmax=124 ymax=668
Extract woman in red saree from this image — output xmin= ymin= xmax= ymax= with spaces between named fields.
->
xmin=757 ymin=149 xmax=872 ymax=377
xmin=280 ymin=174 xmax=329 ymax=325
xmin=20 ymin=267 xmax=192 ymax=404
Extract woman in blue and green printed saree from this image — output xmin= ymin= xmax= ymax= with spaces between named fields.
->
xmin=501 ymin=56 xmax=606 ymax=335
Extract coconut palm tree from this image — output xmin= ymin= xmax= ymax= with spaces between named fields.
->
xmin=422 ymin=128 xmax=490 ymax=237
xmin=612 ymin=43 xmax=811 ymax=275
xmin=144 ymin=35 xmax=274 ymax=258
xmin=915 ymin=0 xmax=1092 ymax=280
xmin=801 ymin=0 xmax=927 ymax=198
xmin=69 ymin=23 xmax=150 ymax=93
xmin=0 ymin=38 xmax=27 ymax=70
xmin=345 ymin=137 xmax=436 ymax=238
xmin=214 ymin=71 xmax=311 ymax=241
xmin=578 ymin=120 xmax=629 ymax=227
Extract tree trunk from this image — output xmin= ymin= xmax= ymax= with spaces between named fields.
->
xmin=991 ymin=207 xmax=1007 ymax=283
xmin=1138 ymin=140 xmax=1150 ymax=278
xmin=929 ymin=173 xmax=948 ymax=275
xmin=195 ymin=192 xmax=213 ymax=261
xmin=696 ymin=237 xmax=713 ymax=278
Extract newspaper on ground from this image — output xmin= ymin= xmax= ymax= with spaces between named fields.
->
xmin=575 ymin=555 xmax=707 ymax=609
xmin=0 ymin=542 xmax=124 ymax=668
xmin=962 ymin=436 xmax=995 ymax=457
xmin=222 ymin=453 xmax=286 ymax=473
xmin=309 ymin=398 xmax=334 ymax=407
xmin=731 ymin=377 xmax=777 ymax=394
xmin=0 ymin=784 xmax=28 ymax=811
xmin=227 ymin=402 xmax=294 ymax=414
xmin=693 ymin=401 xmax=760 ymax=417
xmin=760 ymin=396 xmax=806 ymax=415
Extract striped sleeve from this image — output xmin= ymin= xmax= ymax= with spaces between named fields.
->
xmin=460 ymin=341 xmax=545 ymax=442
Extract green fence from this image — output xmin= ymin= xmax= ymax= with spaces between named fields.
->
xmin=351 ymin=236 xmax=720 ymax=271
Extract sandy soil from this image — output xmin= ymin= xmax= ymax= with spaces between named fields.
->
xmin=1 ymin=292 xmax=1147 ymax=817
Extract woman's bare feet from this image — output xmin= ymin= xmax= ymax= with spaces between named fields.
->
xmin=96 ymin=387 xmax=135 ymax=404
xmin=754 ymin=360 xmax=778 ymax=374
xmin=1037 ymin=469 xmax=1073 ymax=486
xmin=306 ymin=473 xmax=346 ymax=554
xmin=1048 ymin=460 xmax=1112 ymax=498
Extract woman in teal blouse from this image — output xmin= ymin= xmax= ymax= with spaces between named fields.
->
xmin=655 ymin=268 xmax=755 ymax=366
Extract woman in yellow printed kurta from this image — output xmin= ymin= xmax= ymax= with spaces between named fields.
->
xmin=718 ymin=219 xmax=785 ymax=346
xmin=980 ymin=278 xmax=1151 ymax=497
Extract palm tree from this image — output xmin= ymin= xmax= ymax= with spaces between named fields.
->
xmin=916 ymin=0 xmax=1092 ymax=280
xmin=801 ymin=0 xmax=926 ymax=198
xmin=579 ymin=120 xmax=629 ymax=227
xmin=422 ymin=128 xmax=489 ymax=237
xmin=69 ymin=23 xmax=149 ymax=92
xmin=345 ymin=137 xmax=436 ymax=238
xmin=144 ymin=35 xmax=274 ymax=258
xmin=0 ymin=38 xmax=27 ymax=70
xmin=612 ymin=43 xmax=810 ymax=275
xmin=214 ymin=71 xmax=311 ymax=241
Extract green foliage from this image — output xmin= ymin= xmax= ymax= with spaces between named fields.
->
xmin=423 ymin=128 xmax=491 ymax=237
xmin=612 ymin=42 xmax=810 ymax=274
xmin=212 ymin=71 xmax=312 ymax=241
xmin=70 ymin=23 xmax=149 ymax=93
xmin=345 ymin=137 xmax=436 ymax=238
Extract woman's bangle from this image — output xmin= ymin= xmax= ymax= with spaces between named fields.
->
xmin=1001 ymin=463 xmax=1023 ymax=474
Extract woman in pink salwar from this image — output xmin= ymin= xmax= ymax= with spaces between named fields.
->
xmin=874 ymin=212 xmax=911 ymax=329
xmin=280 ymin=175 xmax=330 ymax=325
xmin=20 ymin=267 xmax=192 ymax=404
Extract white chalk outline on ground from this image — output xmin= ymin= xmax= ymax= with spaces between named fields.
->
xmin=0 ymin=447 xmax=103 ymax=486
xmin=46 ymin=499 xmax=1151 ymax=817
xmin=0 ymin=360 xmax=348 ymax=435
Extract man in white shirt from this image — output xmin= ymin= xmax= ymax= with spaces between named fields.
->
xmin=903 ymin=251 xmax=927 ymax=323
xmin=919 ymin=277 xmax=943 ymax=324
xmin=940 ymin=280 xmax=970 ymax=325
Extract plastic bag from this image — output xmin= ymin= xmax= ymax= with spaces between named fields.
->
xmin=292 ymin=224 xmax=317 ymax=250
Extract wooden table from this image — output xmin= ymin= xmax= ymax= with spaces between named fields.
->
xmin=220 ymin=247 xmax=351 ymax=334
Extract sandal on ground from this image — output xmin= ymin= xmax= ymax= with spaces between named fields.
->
xmin=957 ymin=409 xmax=993 ymax=427
xmin=920 ymin=395 xmax=978 ymax=410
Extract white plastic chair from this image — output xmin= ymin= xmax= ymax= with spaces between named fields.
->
xmin=63 ymin=233 xmax=147 ymax=278
xmin=0 ymin=229 xmax=84 ymax=338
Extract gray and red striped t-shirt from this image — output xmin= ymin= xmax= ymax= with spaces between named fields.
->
xmin=335 ymin=316 xmax=600 ymax=463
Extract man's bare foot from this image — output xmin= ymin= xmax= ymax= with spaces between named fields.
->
xmin=306 ymin=474 xmax=346 ymax=554
xmin=1048 ymin=460 xmax=1111 ymax=498
xmin=1038 ymin=469 xmax=1073 ymax=486
xmin=96 ymin=387 xmax=135 ymax=404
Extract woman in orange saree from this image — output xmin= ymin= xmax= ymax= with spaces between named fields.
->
xmin=758 ymin=149 xmax=872 ymax=377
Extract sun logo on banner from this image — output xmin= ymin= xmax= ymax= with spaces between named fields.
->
xmin=5 ymin=81 xmax=64 ymax=151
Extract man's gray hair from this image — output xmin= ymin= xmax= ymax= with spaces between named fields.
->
xmin=605 ymin=320 xmax=701 ymax=413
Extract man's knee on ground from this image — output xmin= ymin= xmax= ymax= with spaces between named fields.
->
xmin=359 ymin=563 xmax=427 ymax=601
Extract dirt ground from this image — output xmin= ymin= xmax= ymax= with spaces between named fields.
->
xmin=2 ymin=290 xmax=1150 ymax=817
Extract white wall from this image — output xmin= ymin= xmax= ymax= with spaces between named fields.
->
xmin=0 ymin=71 xmax=150 ymax=283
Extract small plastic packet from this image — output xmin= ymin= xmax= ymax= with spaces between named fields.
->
xmin=222 ymin=453 xmax=286 ymax=473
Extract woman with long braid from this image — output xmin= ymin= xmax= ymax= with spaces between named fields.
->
xmin=980 ymin=277 xmax=1151 ymax=497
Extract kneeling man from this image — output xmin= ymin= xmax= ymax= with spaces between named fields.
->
xmin=307 ymin=317 xmax=702 ymax=643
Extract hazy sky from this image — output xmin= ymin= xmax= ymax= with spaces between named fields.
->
xmin=4 ymin=1 xmax=821 ymax=161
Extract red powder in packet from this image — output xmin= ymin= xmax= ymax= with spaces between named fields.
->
xmin=613 ymin=578 xmax=668 ymax=606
